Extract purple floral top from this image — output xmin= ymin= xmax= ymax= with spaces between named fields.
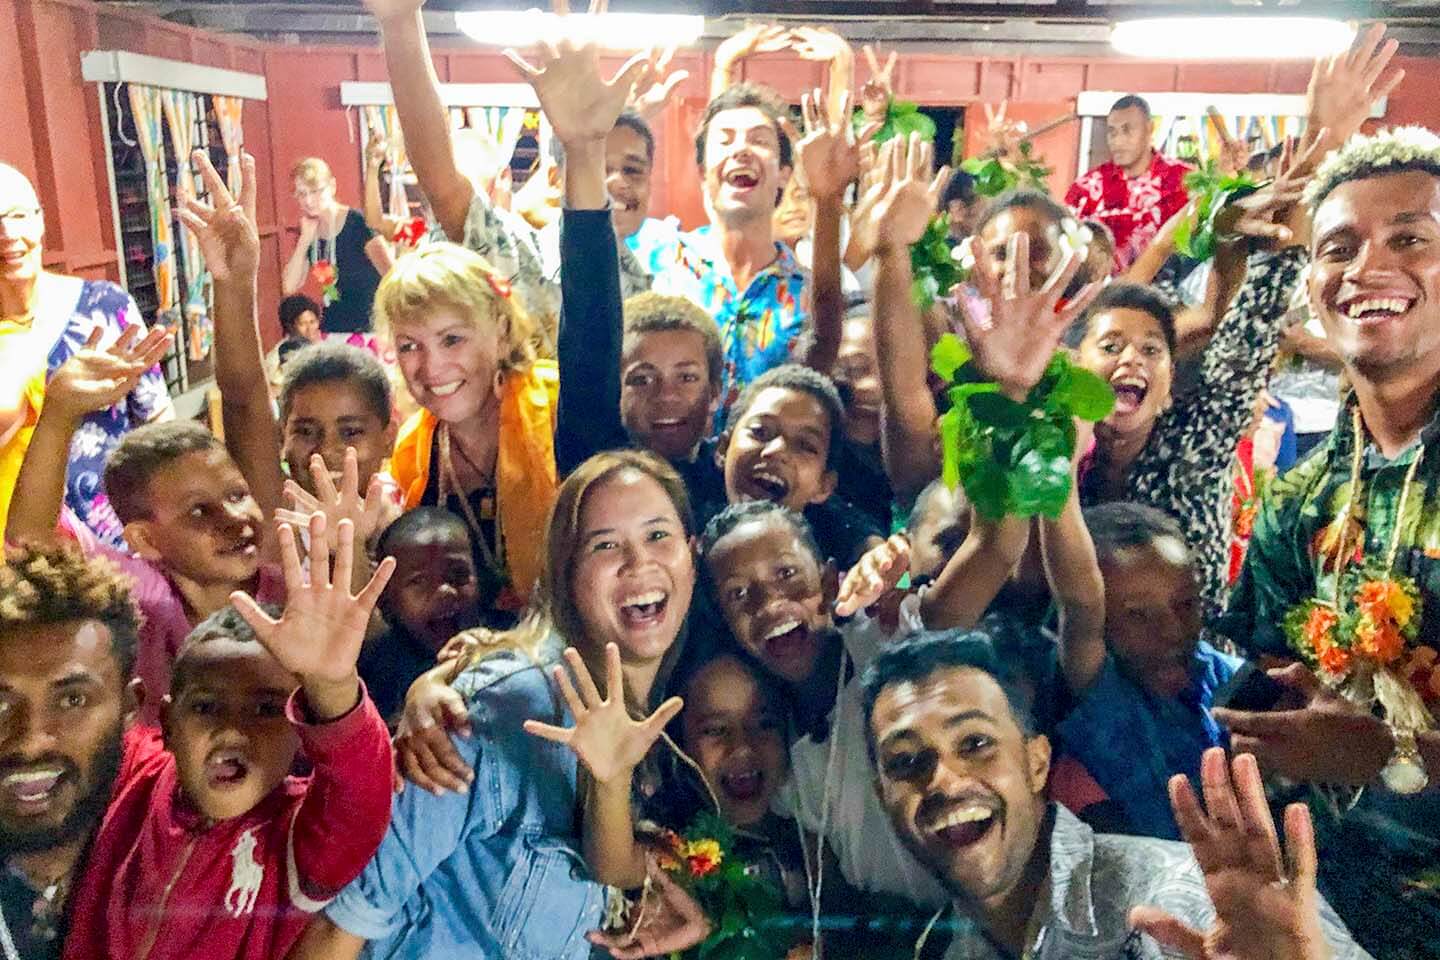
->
xmin=47 ymin=280 xmax=170 ymax=549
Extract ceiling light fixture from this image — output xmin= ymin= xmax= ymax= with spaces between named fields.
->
xmin=1111 ymin=17 xmax=1356 ymax=60
xmin=455 ymin=9 xmax=705 ymax=49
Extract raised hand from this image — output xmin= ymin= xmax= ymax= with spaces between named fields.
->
xmin=1306 ymin=22 xmax=1404 ymax=148
xmin=360 ymin=0 xmax=425 ymax=25
xmin=366 ymin=130 xmax=389 ymax=172
xmin=523 ymin=643 xmax=684 ymax=784
xmin=276 ymin=447 xmax=395 ymax=551
xmin=230 ymin=513 xmax=396 ymax=720
xmin=955 ymin=229 xmax=1100 ymax=401
xmin=1206 ymin=108 xmax=1251 ymax=176
xmin=835 ymin=533 xmax=911 ymax=617
xmin=44 ymin=325 xmax=171 ymax=423
xmin=794 ymin=89 xmax=865 ymax=204
xmin=717 ymin=22 xmax=792 ymax=63
xmin=1129 ymin=750 xmax=1330 ymax=960
xmin=859 ymin=44 xmax=898 ymax=120
xmin=791 ymin=26 xmax=849 ymax=63
xmin=982 ymin=101 xmax=1028 ymax=159
xmin=587 ymin=852 xmax=712 ymax=959
xmin=1223 ymin=132 xmax=1328 ymax=250
xmin=502 ymin=0 xmax=648 ymax=148
xmin=629 ymin=46 xmax=690 ymax=122
xmin=870 ymin=132 xmax=952 ymax=252
xmin=177 ymin=150 xmax=260 ymax=285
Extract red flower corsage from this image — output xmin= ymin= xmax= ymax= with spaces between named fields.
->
xmin=485 ymin=273 xmax=513 ymax=299
xmin=393 ymin=216 xmax=427 ymax=247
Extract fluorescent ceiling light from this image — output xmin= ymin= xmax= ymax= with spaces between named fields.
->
xmin=1111 ymin=17 xmax=1356 ymax=59
xmin=455 ymin=9 xmax=705 ymax=48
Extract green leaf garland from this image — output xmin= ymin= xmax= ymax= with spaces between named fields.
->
xmin=930 ymin=334 xmax=1116 ymax=520
xmin=1174 ymin=162 xmax=1262 ymax=261
xmin=909 ymin=213 xmax=963 ymax=312
xmin=959 ymin=141 xmax=1052 ymax=198
xmin=854 ymin=96 xmax=937 ymax=145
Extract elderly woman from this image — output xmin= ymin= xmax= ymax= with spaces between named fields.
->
xmin=0 ymin=162 xmax=171 ymax=546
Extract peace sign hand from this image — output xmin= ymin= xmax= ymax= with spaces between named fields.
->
xmin=523 ymin=643 xmax=684 ymax=784
xmin=859 ymin=44 xmax=898 ymax=121
xmin=176 ymin=150 xmax=259 ymax=285
xmin=956 ymin=230 xmax=1101 ymax=401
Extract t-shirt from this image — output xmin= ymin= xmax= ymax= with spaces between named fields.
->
xmin=308 ymin=208 xmax=381 ymax=334
xmin=358 ymin=628 xmax=442 ymax=727
xmin=0 ymin=864 xmax=66 ymax=960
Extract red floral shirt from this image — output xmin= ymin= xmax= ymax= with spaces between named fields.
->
xmin=1065 ymin=151 xmax=1191 ymax=272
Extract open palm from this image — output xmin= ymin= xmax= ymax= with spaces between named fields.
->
xmin=46 ymin=325 xmax=171 ymax=421
xmin=524 ymin=644 xmax=683 ymax=784
xmin=232 ymin=513 xmax=395 ymax=686
xmin=503 ymin=0 xmax=648 ymax=147
xmin=871 ymin=132 xmax=951 ymax=250
xmin=795 ymin=89 xmax=864 ymax=203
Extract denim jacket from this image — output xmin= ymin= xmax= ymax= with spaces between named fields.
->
xmin=326 ymin=638 xmax=605 ymax=958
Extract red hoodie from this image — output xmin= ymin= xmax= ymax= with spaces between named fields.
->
xmin=62 ymin=690 xmax=392 ymax=960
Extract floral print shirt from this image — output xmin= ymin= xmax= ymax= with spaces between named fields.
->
xmin=1220 ymin=391 xmax=1440 ymax=959
xmin=641 ymin=227 xmax=812 ymax=432
xmin=49 ymin=280 xmax=170 ymax=549
xmin=1065 ymin=151 xmax=1191 ymax=272
xmin=1080 ymin=248 xmax=1306 ymax=620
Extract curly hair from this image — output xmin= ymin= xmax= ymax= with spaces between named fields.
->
xmin=1304 ymin=126 xmax=1440 ymax=212
xmin=0 ymin=543 xmax=141 ymax=680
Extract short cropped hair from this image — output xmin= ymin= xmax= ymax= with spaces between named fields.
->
xmin=170 ymin=603 xmax=280 ymax=697
xmin=860 ymin=628 xmax=1037 ymax=766
xmin=278 ymin=295 xmax=321 ymax=338
xmin=1068 ymin=281 xmax=1178 ymax=355
xmin=694 ymin=82 xmax=793 ymax=170
xmin=104 ymin=421 xmax=223 ymax=525
xmin=700 ymin=499 xmax=824 ymax=571
xmin=0 ymin=543 xmax=141 ymax=681
xmin=622 ymin=292 xmax=724 ymax=388
xmin=1082 ymin=501 xmax=1192 ymax=568
xmin=614 ymin=110 xmax=656 ymax=163
xmin=974 ymin=188 xmax=1073 ymax=238
xmin=1304 ymin=125 xmax=1440 ymax=212
xmin=724 ymin=364 xmax=845 ymax=471
xmin=941 ymin=169 xmax=977 ymax=209
xmin=375 ymin=506 xmax=472 ymax=560
xmin=1109 ymin=95 xmax=1152 ymax=121
xmin=278 ymin=342 xmax=392 ymax=424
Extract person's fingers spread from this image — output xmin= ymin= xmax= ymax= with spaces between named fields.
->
xmin=356 ymin=556 xmax=396 ymax=614
xmin=277 ymin=523 xmax=306 ymax=591
xmin=1167 ymin=771 xmax=1214 ymax=853
xmin=523 ymin=719 xmax=574 ymax=744
xmin=502 ymin=48 xmax=541 ymax=79
xmin=1128 ymin=907 xmax=1206 ymax=958
xmin=553 ymin=662 xmax=587 ymax=718
xmin=308 ymin=511 xmax=332 ymax=588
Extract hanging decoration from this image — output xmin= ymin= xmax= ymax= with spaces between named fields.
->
xmin=127 ymin=85 xmax=181 ymax=334
xmin=161 ymin=88 xmax=213 ymax=362
xmin=212 ymin=95 xmax=246 ymax=196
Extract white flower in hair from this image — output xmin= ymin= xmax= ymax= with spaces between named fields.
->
xmin=952 ymin=235 xmax=976 ymax=276
xmin=1059 ymin=218 xmax=1094 ymax=260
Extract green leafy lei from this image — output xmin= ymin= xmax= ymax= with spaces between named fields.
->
xmin=959 ymin=141 xmax=1052 ymax=198
xmin=909 ymin=213 xmax=963 ymax=312
xmin=853 ymin=96 xmax=936 ymax=145
xmin=931 ymin=334 xmax=1115 ymax=520
xmin=1173 ymin=162 xmax=1262 ymax=261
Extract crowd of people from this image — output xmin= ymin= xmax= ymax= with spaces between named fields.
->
xmin=1 ymin=1 xmax=1438 ymax=957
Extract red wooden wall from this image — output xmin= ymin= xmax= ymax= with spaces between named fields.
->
xmin=5 ymin=0 xmax=1440 ymax=347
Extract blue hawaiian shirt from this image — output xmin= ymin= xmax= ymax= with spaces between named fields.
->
xmin=642 ymin=227 xmax=811 ymax=432
xmin=47 ymin=281 xmax=170 ymax=549
xmin=1055 ymin=640 xmax=1241 ymax=841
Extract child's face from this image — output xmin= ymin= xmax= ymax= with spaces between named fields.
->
xmin=392 ymin=310 xmax=502 ymax=426
xmin=832 ymin=316 xmax=882 ymax=448
xmin=283 ymin=380 xmax=395 ymax=497
xmin=681 ymin=656 xmax=787 ymax=828
xmin=1098 ymin=540 xmax=1202 ymax=699
xmin=621 ymin=329 xmax=717 ymax=462
xmin=722 ymin=386 xmax=837 ymax=512
xmin=383 ymin=526 xmax=480 ymax=653
xmin=126 ymin=449 xmax=265 ymax=587
xmin=571 ymin=470 xmax=695 ymax=670
xmin=292 ymin=309 xmax=322 ymax=342
xmin=706 ymin=516 xmax=832 ymax=684
xmin=163 ymin=638 xmax=300 ymax=822
xmin=907 ymin=485 xmax=970 ymax=583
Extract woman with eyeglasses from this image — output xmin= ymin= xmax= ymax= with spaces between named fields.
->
xmin=0 ymin=162 xmax=173 ymax=547
xmin=282 ymin=156 xmax=394 ymax=348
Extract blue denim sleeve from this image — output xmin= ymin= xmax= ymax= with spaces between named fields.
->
xmin=324 ymin=700 xmax=494 ymax=941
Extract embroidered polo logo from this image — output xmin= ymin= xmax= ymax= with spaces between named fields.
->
xmin=224 ymin=828 xmax=264 ymax=917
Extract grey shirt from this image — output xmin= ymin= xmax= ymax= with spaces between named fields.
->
xmin=935 ymin=805 xmax=1369 ymax=960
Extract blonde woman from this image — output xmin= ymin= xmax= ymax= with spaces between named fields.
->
xmin=283 ymin=156 xmax=393 ymax=339
xmin=379 ymin=241 xmax=559 ymax=616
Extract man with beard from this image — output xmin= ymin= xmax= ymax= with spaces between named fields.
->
xmin=0 ymin=543 xmax=135 ymax=959
xmin=860 ymin=631 xmax=1368 ymax=959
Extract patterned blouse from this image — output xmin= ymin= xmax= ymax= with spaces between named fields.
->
xmin=51 ymin=280 xmax=171 ymax=548
xmin=1065 ymin=152 xmax=1191 ymax=272
xmin=1080 ymin=248 xmax=1307 ymax=620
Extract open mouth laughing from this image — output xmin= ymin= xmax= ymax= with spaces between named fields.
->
xmin=1336 ymin=294 xmax=1416 ymax=324
xmin=758 ymin=617 xmax=813 ymax=664
xmin=204 ymin=748 xmax=252 ymax=792
xmin=426 ymin=381 xmax=464 ymax=399
xmin=745 ymin=468 xmax=790 ymax=502
xmin=719 ymin=767 xmax=767 ymax=804
xmin=923 ymin=800 xmax=1000 ymax=849
xmin=1 ymin=767 xmax=67 ymax=815
xmin=618 ymin=589 xmax=670 ymax=630
xmin=1109 ymin=374 xmax=1149 ymax=415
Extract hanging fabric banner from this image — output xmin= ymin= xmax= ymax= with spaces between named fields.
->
xmin=127 ymin=84 xmax=180 ymax=334
xmin=363 ymin=104 xmax=409 ymax=220
xmin=212 ymin=95 xmax=245 ymax=196
xmin=162 ymin=89 xmax=213 ymax=362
